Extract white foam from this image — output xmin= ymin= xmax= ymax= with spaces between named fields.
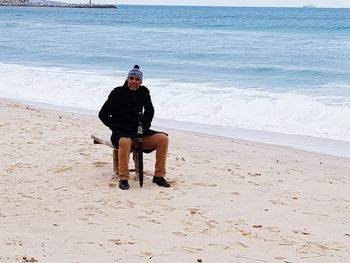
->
xmin=150 ymin=80 xmax=350 ymax=142
xmin=1 ymin=62 xmax=350 ymax=145
xmin=0 ymin=63 xmax=123 ymax=110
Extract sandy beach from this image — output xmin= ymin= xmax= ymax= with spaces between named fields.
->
xmin=1 ymin=98 xmax=350 ymax=263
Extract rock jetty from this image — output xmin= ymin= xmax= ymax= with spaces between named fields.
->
xmin=0 ymin=0 xmax=117 ymax=8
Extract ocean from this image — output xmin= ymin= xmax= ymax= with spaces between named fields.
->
xmin=1 ymin=5 xmax=350 ymax=156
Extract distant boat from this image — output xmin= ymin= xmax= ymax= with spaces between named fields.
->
xmin=302 ymin=5 xmax=317 ymax=8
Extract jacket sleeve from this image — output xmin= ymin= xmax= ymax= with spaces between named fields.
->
xmin=98 ymin=91 xmax=115 ymax=129
xmin=143 ymin=89 xmax=154 ymax=130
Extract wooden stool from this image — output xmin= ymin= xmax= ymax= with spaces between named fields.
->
xmin=91 ymin=134 xmax=139 ymax=185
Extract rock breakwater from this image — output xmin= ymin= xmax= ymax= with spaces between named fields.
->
xmin=0 ymin=0 xmax=116 ymax=8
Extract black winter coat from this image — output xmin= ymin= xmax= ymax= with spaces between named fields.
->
xmin=98 ymin=82 xmax=158 ymax=148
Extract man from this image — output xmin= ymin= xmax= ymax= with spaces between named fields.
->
xmin=98 ymin=65 xmax=170 ymax=190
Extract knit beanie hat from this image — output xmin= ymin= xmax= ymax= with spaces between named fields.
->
xmin=127 ymin=65 xmax=143 ymax=81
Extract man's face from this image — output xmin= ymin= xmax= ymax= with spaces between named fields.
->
xmin=127 ymin=76 xmax=142 ymax=91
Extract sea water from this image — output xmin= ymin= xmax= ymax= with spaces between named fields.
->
xmin=1 ymin=5 xmax=350 ymax=156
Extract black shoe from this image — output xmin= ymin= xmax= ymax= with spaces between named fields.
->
xmin=119 ymin=180 xmax=129 ymax=190
xmin=152 ymin=176 xmax=170 ymax=187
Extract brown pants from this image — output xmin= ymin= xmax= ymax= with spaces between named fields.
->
xmin=118 ymin=133 xmax=169 ymax=180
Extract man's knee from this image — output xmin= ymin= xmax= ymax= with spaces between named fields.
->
xmin=158 ymin=133 xmax=169 ymax=145
xmin=119 ymin=137 xmax=132 ymax=148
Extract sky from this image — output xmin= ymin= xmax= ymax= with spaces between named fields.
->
xmin=67 ymin=0 xmax=350 ymax=8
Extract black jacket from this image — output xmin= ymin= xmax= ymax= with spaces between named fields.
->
xmin=98 ymin=82 xmax=158 ymax=148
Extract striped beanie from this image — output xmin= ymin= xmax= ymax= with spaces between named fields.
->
xmin=127 ymin=65 xmax=143 ymax=81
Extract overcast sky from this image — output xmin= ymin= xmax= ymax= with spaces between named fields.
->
xmin=70 ymin=0 xmax=350 ymax=8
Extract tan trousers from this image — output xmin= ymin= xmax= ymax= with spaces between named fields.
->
xmin=118 ymin=133 xmax=169 ymax=180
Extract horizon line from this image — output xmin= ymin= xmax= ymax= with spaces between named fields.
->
xmin=113 ymin=3 xmax=350 ymax=9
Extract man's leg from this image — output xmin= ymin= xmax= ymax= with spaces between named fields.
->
xmin=118 ymin=137 xmax=132 ymax=189
xmin=142 ymin=133 xmax=170 ymax=187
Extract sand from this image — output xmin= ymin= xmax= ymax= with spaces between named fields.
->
xmin=1 ymin=99 xmax=350 ymax=263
